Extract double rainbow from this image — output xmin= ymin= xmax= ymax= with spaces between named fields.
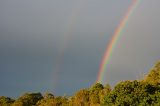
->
xmin=97 ymin=0 xmax=140 ymax=83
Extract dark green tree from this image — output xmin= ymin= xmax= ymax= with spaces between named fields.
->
xmin=0 ymin=96 xmax=14 ymax=106
xmin=12 ymin=93 xmax=43 ymax=106
xmin=89 ymin=83 xmax=104 ymax=105
xmin=103 ymin=80 xmax=160 ymax=105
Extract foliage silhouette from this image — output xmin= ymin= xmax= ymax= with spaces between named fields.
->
xmin=1 ymin=62 xmax=160 ymax=106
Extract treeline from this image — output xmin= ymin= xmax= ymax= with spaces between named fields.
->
xmin=1 ymin=62 xmax=160 ymax=106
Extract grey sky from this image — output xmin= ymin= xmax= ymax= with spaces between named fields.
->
xmin=105 ymin=0 xmax=160 ymax=84
xmin=0 ymin=0 xmax=160 ymax=97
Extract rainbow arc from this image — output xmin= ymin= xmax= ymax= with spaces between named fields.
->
xmin=97 ymin=0 xmax=140 ymax=83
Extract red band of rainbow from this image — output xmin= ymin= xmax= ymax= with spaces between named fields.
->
xmin=97 ymin=0 xmax=140 ymax=84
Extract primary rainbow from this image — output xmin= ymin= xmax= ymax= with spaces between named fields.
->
xmin=97 ymin=0 xmax=140 ymax=83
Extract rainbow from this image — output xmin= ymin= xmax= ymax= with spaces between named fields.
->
xmin=97 ymin=0 xmax=140 ymax=83
xmin=53 ymin=1 xmax=88 ymax=87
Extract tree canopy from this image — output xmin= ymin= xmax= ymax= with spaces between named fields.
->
xmin=1 ymin=62 xmax=160 ymax=106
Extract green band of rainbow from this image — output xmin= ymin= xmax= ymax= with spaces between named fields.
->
xmin=97 ymin=0 xmax=140 ymax=83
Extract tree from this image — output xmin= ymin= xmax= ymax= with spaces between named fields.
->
xmin=102 ymin=80 xmax=160 ymax=105
xmin=43 ymin=92 xmax=54 ymax=99
xmin=0 ymin=96 xmax=14 ymax=106
xmin=144 ymin=62 xmax=160 ymax=85
xmin=12 ymin=93 xmax=43 ymax=106
xmin=90 ymin=83 xmax=104 ymax=92
xmin=89 ymin=83 xmax=104 ymax=105
xmin=99 ymin=84 xmax=111 ymax=104
xmin=70 ymin=89 xmax=89 ymax=106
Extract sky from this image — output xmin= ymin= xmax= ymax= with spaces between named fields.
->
xmin=0 ymin=0 xmax=160 ymax=97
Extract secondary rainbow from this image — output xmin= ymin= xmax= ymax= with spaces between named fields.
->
xmin=97 ymin=0 xmax=140 ymax=83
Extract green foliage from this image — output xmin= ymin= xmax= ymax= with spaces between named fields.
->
xmin=90 ymin=83 xmax=104 ymax=92
xmin=103 ymin=80 xmax=160 ymax=106
xmin=12 ymin=93 xmax=43 ymax=106
xmin=1 ymin=62 xmax=160 ymax=106
xmin=0 ymin=96 xmax=14 ymax=106
xmin=99 ymin=84 xmax=111 ymax=103
xmin=37 ymin=95 xmax=68 ymax=106
xmin=89 ymin=83 xmax=104 ymax=105
xmin=70 ymin=89 xmax=89 ymax=106
xmin=144 ymin=62 xmax=160 ymax=85
xmin=43 ymin=92 xmax=54 ymax=99
xmin=54 ymin=96 xmax=68 ymax=106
